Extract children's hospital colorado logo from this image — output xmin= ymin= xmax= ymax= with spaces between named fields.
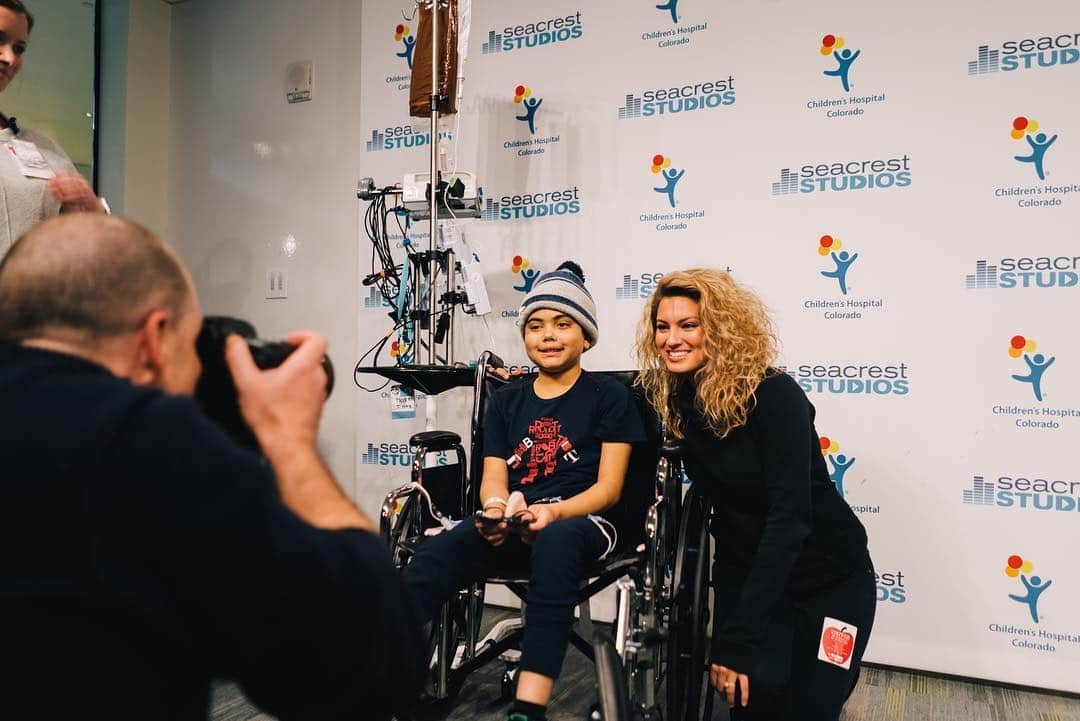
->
xmin=641 ymin=0 xmax=709 ymax=48
xmin=964 ymin=472 xmax=1080 ymax=513
xmin=771 ymin=154 xmax=911 ymax=196
xmin=638 ymin=154 xmax=704 ymax=232
xmin=968 ymin=29 xmax=1080 ymax=76
xmin=992 ymin=115 xmax=1078 ymax=208
xmin=482 ymin=11 xmax=583 ymax=55
xmin=383 ymin=22 xmax=413 ymax=93
xmin=495 ymin=256 xmax=544 ymax=319
xmin=503 ymin=84 xmax=561 ymax=158
xmin=987 ymin=554 xmax=1079 ymax=655
xmin=617 ymin=75 xmax=735 ymax=120
xmin=818 ymin=435 xmax=878 ymax=515
xmin=481 ymin=186 xmax=582 ymax=222
xmin=807 ymin=34 xmax=885 ymax=119
xmin=802 ymin=234 xmax=884 ymax=320
xmin=991 ymin=334 xmax=1078 ymax=431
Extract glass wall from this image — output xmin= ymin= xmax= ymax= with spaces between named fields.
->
xmin=3 ymin=0 xmax=96 ymax=182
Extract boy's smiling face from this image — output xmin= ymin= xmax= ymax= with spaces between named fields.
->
xmin=523 ymin=309 xmax=588 ymax=375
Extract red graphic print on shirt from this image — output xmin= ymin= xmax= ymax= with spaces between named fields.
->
xmin=506 ymin=417 xmax=580 ymax=485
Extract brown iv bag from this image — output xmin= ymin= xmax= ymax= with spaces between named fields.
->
xmin=409 ymin=0 xmax=459 ymax=117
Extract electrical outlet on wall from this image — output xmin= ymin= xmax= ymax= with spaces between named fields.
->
xmin=266 ymin=269 xmax=288 ymax=299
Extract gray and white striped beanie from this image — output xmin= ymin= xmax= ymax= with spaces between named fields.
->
xmin=519 ymin=260 xmax=599 ymax=349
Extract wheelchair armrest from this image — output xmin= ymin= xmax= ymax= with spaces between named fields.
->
xmin=409 ymin=430 xmax=462 ymax=453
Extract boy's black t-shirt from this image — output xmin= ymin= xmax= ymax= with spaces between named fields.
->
xmin=483 ymin=371 xmax=646 ymax=504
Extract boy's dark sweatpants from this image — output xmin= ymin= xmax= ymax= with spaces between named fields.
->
xmin=403 ymin=516 xmax=608 ymax=679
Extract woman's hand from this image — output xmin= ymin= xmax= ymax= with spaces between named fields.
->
xmin=710 ymin=664 xmax=750 ymax=708
xmin=47 ymin=172 xmax=105 ymax=213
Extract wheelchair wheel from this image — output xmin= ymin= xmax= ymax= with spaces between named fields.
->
xmin=592 ymin=631 xmax=632 ymax=721
xmin=666 ymin=483 xmax=711 ymax=721
xmin=387 ymin=495 xmax=423 ymax=567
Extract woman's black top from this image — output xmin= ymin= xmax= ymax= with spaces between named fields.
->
xmin=677 ymin=371 xmax=869 ymax=671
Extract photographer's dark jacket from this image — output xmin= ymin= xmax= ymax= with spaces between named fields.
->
xmin=0 ymin=341 xmax=425 ymax=721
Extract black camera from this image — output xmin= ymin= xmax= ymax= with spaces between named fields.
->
xmin=194 ymin=316 xmax=334 ymax=449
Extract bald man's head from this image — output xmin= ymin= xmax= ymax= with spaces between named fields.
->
xmin=0 ymin=215 xmax=194 ymax=345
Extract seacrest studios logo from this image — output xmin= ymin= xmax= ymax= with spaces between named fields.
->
xmin=993 ymin=115 xmax=1078 ymax=208
xmin=964 ymin=473 xmax=1080 ymax=513
xmin=482 ymin=12 xmax=583 ymax=56
xmin=481 ymin=186 xmax=582 ymax=222
xmin=964 ymin=253 xmax=1080 ymax=290
xmin=989 ymin=554 xmax=1078 ymax=654
xmin=616 ymin=271 xmax=663 ymax=301
xmin=615 ymin=265 xmax=732 ymax=301
xmin=771 ymin=154 xmax=911 ymax=196
xmin=361 ymin=440 xmax=448 ymax=467
xmin=876 ymin=570 xmax=906 ymax=604
xmin=639 ymin=154 xmax=704 ymax=233
xmin=781 ymin=362 xmax=909 ymax=397
xmin=968 ymin=30 xmax=1080 ymax=76
xmin=642 ymin=0 xmax=709 ymax=48
xmin=365 ymin=124 xmax=453 ymax=153
xmin=503 ymin=85 xmax=561 ymax=158
xmin=992 ymin=334 xmax=1078 ymax=431
xmin=808 ymin=33 xmax=885 ymax=118
xmin=363 ymin=286 xmax=394 ymax=310
xmin=617 ymin=75 xmax=735 ymax=120
xmin=804 ymin=234 xmax=884 ymax=320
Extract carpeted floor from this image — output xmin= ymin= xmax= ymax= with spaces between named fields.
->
xmin=211 ymin=608 xmax=1080 ymax=721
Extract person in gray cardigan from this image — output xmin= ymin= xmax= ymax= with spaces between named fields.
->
xmin=0 ymin=0 xmax=104 ymax=259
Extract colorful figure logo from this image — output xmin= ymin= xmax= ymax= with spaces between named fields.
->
xmin=512 ymin=255 xmax=541 ymax=293
xmin=818 ymin=235 xmax=858 ymax=295
xmin=514 ymin=85 xmax=543 ymax=135
xmin=1005 ymin=554 xmax=1052 ymax=624
xmin=655 ymin=0 xmax=679 ymax=24
xmin=820 ymin=436 xmax=855 ymax=498
xmin=395 ymin=24 xmax=416 ymax=69
xmin=389 ymin=339 xmax=410 ymax=362
xmin=651 ymin=154 xmax=684 ymax=209
xmin=1011 ymin=116 xmax=1057 ymax=181
xmin=1008 ymin=335 xmax=1055 ymax=402
xmin=820 ymin=34 xmax=861 ymax=92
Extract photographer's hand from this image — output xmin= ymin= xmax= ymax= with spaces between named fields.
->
xmin=226 ymin=331 xmax=373 ymax=532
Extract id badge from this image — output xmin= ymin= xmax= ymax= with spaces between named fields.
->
xmin=6 ymin=139 xmax=54 ymax=179
xmin=817 ymin=617 xmax=858 ymax=670
xmin=390 ymin=385 xmax=416 ymax=420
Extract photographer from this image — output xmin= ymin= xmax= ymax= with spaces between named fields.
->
xmin=0 ymin=214 xmax=425 ymax=720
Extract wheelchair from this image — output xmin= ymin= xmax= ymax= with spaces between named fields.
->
xmin=379 ymin=352 xmax=713 ymax=720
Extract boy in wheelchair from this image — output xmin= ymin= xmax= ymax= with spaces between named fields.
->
xmin=403 ymin=262 xmax=645 ymax=721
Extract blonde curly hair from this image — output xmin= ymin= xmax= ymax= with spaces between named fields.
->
xmin=635 ymin=269 xmax=779 ymax=439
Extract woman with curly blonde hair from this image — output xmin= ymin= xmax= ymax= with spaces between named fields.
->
xmin=636 ymin=269 xmax=875 ymax=721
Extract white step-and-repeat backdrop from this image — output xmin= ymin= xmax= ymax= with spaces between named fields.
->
xmin=355 ymin=0 xmax=1080 ymax=692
